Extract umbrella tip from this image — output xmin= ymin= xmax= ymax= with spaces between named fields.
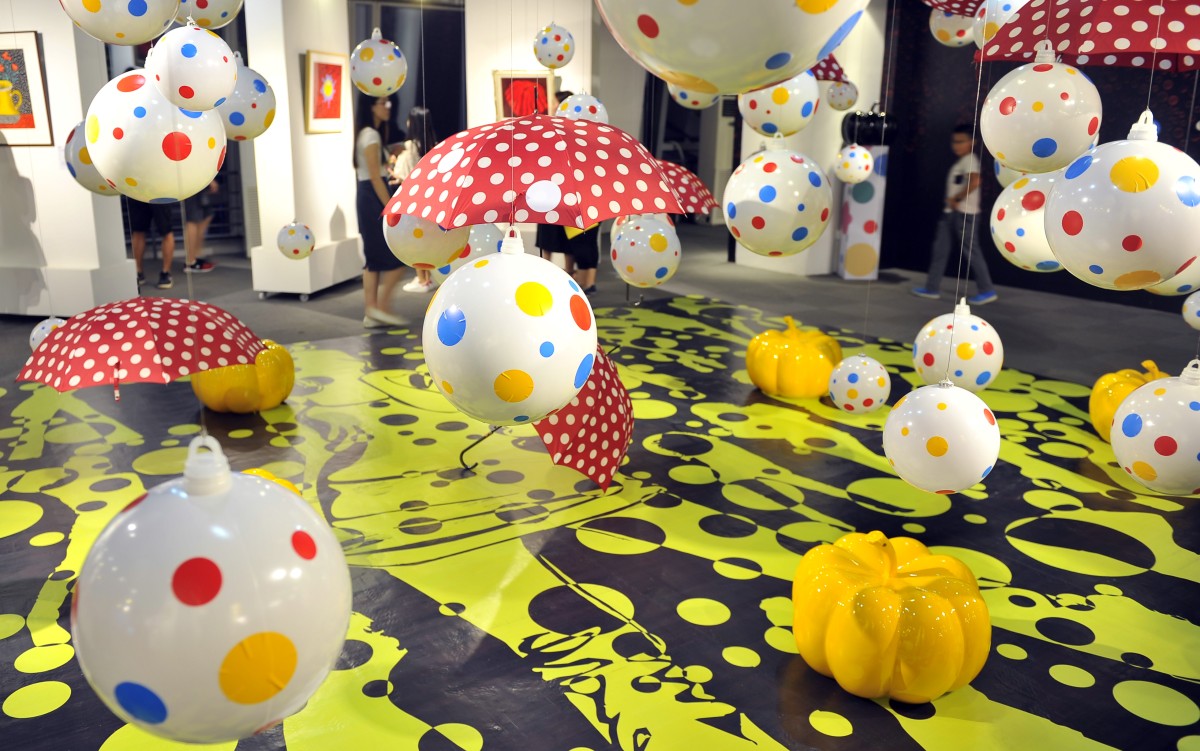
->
xmin=184 ymin=435 xmax=232 ymax=496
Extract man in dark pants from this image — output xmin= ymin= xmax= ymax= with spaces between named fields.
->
xmin=125 ymin=197 xmax=176 ymax=290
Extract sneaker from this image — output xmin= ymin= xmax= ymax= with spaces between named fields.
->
xmin=365 ymin=307 xmax=404 ymax=326
xmin=583 ymin=285 xmax=597 ymax=295
xmin=401 ymin=277 xmax=426 ymax=292
xmin=967 ymin=290 xmax=998 ymax=305
xmin=137 ymin=272 xmax=145 ymax=287
xmin=185 ymin=259 xmax=215 ymax=273
xmin=910 ymin=287 xmax=940 ymax=300
xmin=363 ymin=316 xmax=388 ymax=329
xmin=156 ymin=272 xmax=173 ymax=289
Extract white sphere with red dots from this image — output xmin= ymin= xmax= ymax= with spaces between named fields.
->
xmin=145 ymin=21 xmax=237 ymax=111
xmin=828 ymin=354 xmax=891 ymax=413
xmin=1110 ymin=360 xmax=1200 ymax=495
xmin=64 ymin=121 xmax=118 ymax=196
xmin=667 ymin=83 xmax=719 ymax=110
xmin=86 ymin=68 xmax=227 ymax=203
xmin=912 ymin=300 xmax=1005 ymax=393
xmin=989 ymin=171 xmax=1063 ymax=273
xmin=1184 ymin=292 xmax=1200 ymax=330
xmin=350 ymin=27 xmax=408 ymax=97
xmin=534 ymin=22 xmax=575 ymax=69
xmin=883 ymin=382 xmax=1001 ymax=494
xmin=723 ymin=141 xmax=832 ymax=257
xmin=825 ymin=80 xmax=858 ymax=112
xmin=59 ymin=0 xmax=178 ymax=46
xmin=382 ymin=206 xmax=470 ymax=271
xmin=611 ymin=214 xmax=682 ymax=287
xmin=738 ymin=70 xmax=820 ymax=137
xmin=71 ymin=437 xmax=351 ymax=744
xmin=833 ymin=143 xmax=873 ymax=184
xmin=433 ymin=223 xmax=503 ymax=283
xmin=556 ymin=93 xmax=609 ymax=124
xmin=928 ymin=9 xmax=975 ymax=47
xmin=175 ymin=0 xmax=243 ymax=29
xmin=423 ymin=231 xmax=598 ymax=426
xmin=215 ymin=53 xmax=276 ymax=141
xmin=277 ymin=222 xmax=315 ymax=260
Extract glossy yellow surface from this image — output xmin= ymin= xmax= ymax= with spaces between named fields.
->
xmin=792 ymin=531 xmax=991 ymax=704
xmin=745 ymin=316 xmax=843 ymax=398
xmin=241 ymin=468 xmax=301 ymax=496
xmin=1089 ymin=360 xmax=1167 ymax=442
xmin=191 ymin=339 xmax=295 ymax=413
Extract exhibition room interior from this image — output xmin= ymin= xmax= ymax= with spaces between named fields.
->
xmin=2 ymin=0 xmax=1200 ymax=749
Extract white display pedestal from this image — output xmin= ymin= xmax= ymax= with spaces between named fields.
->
xmin=250 ymin=238 xmax=362 ymax=301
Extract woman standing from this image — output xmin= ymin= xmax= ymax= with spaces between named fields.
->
xmin=354 ymin=92 xmax=408 ymax=327
xmin=392 ymin=106 xmax=438 ymax=293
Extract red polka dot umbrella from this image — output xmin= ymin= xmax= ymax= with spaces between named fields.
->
xmin=17 ymin=297 xmax=265 ymax=400
xmin=390 ymin=115 xmax=684 ymax=230
xmin=923 ymin=0 xmax=984 ymax=17
xmin=655 ymin=158 xmax=719 ymax=215
xmin=533 ymin=344 xmax=632 ymax=490
xmin=811 ymin=54 xmax=850 ymax=84
xmin=979 ymin=0 xmax=1200 ymax=71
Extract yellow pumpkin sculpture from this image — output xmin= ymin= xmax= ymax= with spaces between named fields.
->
xmin=1089 ymin=360 xmax=1167 ymax=442
xmin=242 ymin=467 xmax=301 ymax=496
xmin=191 ymin=339 xmax=295 ymax=414
xmin=792 ymin=531 xmax=991 ymax=704
xmin=746 ymin=316 xmax=843 ymax=398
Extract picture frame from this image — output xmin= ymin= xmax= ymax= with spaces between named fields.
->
xmin=493 ymin=70 xmax=557 ymax=119
xmin=304 ymin=50 xmax=348 ymax=134
xmin=0 ymin=31 xmax=52 ymax=147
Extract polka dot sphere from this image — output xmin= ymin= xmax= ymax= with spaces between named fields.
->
xmin=59 ymin=0 xmax=177 ymax=45
xmin=912 ymin=302 xmax=1005 ymax=392
xmin=71 ymin=446 xmax=351 ymax=743
xmin=668 ymin=83 xmax=720 ymax=110
xmin=145 ymin=22 xmax=237 ymax=111
xmin=215 ymin=53 xmax=276 ymax=141
xmin=64 ymin=120 xmax=117 ymax=196
xmin=611 ymin=214 xmax=682 ymax=287
xmin=833 ymin=143 xmax=874 ymax=184
xmin=557 ymin=93 xmax=609 ymax=124
xmin=971 ymin=0 xmax=1029 ymax=49
xmin=994 ymin=160 xmax=1028 ymax=188
xmin=277 ymin=222 xmax=315 ymax=260
xmin=175 ymin=0 xmax=243 ymax=29
xmin=1110 ymin=360 xmax=1200 ymax=495
xmin=594 ymin=0 xmax=869 ymax=95
xmin=989 ymin=171 xmax=1063 ymax=273
xmin=382 ymin=206 xmax=470 ymax=270
xmin=534 ymin=22 xmax=575 ymax=69
xmin=824 ymin=80 xmax=858 ymax=112
xmin=611 ymin=212 xmax=672 ymax=247
xmin=1045 ymin=121 xmax=1200 ymax=291
xmin=29 ymin=317 xmax=66 ymax=352
xmin=85 ymin=69 xmax=227 ymax=203
xmin=883 ymin=383 xmax=1001 ymax=494
xmin=929 ymin=10 xmax=975 ymax=47
xmin=422 ymin=246 xmax=598 ymax=425
xmin=828 ymin=354 xmax=891 ymax=413
xmin=432 ymin=223 xmax=503 ymax=283
xmin=739 ymin=70 xmax=820 ymax=138
xmin=723 ymin=143 xmax=833 ymax=258
xmin=1147 ymin=257 xmax=1200 ymax=296
xmin=350 ymin=28 xmax=407 ymax=97
xmin=1183 ymin=291 xmax=1200 ymax=330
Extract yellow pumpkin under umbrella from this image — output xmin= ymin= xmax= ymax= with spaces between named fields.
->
xmin=191 ymin=339 xmax=295 ymax=414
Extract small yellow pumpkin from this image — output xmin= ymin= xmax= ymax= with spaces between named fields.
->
xmin=792 ymin=531 xmax=991 ymax=704
xmin=191 ymin=339 xmax=295 ymax=413
xmin=746 ymin=316 xmax=843 ymax=398
xmin=1089 ymin=360 xmax=1167 ymax=442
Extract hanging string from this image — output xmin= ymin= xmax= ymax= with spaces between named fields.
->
xmin=1187 ymin=69 xmax=1199 ymax=156
xmin=1144 ymin=0 xmax=1168 ymax=112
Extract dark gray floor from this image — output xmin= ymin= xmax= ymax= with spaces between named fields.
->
xmin=3 ymin=222 xmax=1197 ymax=387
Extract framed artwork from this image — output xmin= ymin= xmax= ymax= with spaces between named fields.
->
xmin=0 ymin=31 xmax=51 ymax=146
xmin=493 ymin=70 xmax=556 ymax=119
xmin=305 ymin=50 xmax=348 ymax=134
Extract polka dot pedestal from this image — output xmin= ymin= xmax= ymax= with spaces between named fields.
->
xmin=29 ymin=317 xmax=66 ymax=352
xmin=350 ymin=27 xmax=407 ymax=97
xmin=534 ymin=22 xmax=575 ymax=69
xmin=980 ymin=41 xmax=1102 ymax=174
xmin=59 ymin=0 xmax=178 ymax=45
xmin=1183 ymin=291 xmax=1200 ymax=331
xmin=216 ymin=53 xmax=276 ymax=142
xmin=738 ymin=71 xmax=820 ymax=138
xmin=64 ymin=121 xmax=118 ymax=196
xmin=971 ymin=0 xmax=1029 ymax=49
xmin=837 ymin=146 xmax=886 ymax=280
xmin=723 ymin=140 xmax=832 ymax=258
xmin=668 ymin=83 xmax=720 ymax=110
xmin=825 ymin=80 xmax=859 ymax=112
xmin=71 ymin=437 xmax=351 ymax=744
xmin=556 ymin=93 xmax=609 ymax=124
xmin=175 ymin=0 xmax=244 ymax=29
xmin=912 ymin=300 xmax=1005 ymax=393
xmin=382 ymin=203 xmax=470 ymax=270
xmin=85 ymin=68 xmax=227 ymax=203
xmin=610 ymin=214 xmax=682 ymax=288
xmin=594 ymin=0 xmax=869 ymax=95
xmin=432 ymin=223 xmax=503 ymax=283
xmin=145 ymin=22 xmax=237 ymax=111
xmin=882 ymin=381 xmax=1001 ymax=495
xmin=277 ymin=222 xmax=315 ymax=260
xmin=422 ymin=232 xmax=598 ymax=426
xmin=1045 ymin=111 xmax=1200 ymax=291
xmin=833 ymin=144 xmax=873 ymax=184
xmin=929 ymin=10 xmax=975 ymax=47
xmin=989 ymin=171 xmax=1063 ymax=273
xmin=828 ymin=354 xmax=891 ymax=413
xmin=1110 ymin=360 xmax=1200 ymax=495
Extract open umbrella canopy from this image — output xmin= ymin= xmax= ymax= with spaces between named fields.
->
xmin=389 ymin=115 xmax=684 ymax=231
xmin=811 ymin=53 xmax=851 ymax=83
xmin=655 ymin=158 xmax=720 ymax=215
xmin=922 ymin=0 xmax=983 ymax=18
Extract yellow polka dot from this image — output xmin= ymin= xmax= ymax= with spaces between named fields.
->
xmin=1110 ymin=157 xmax=1159 ymax=192
xmin=753 ymin=155 xmax=765 ymax=163
xmin=927 ymin=436 xmax=949 ymax=457
xmin=359 ymin=47 xmax=375 ymax=62
xmin=1154 ymin=387 xmax=1167 ymax=396
xmin=413 ymin=227 xmax=424 ymax=239
xmin=1066 ymin=67 xmax=1078 ymax=75
xmin=797 ymin=0 xmax=838 ymax=10
xmin=288 ymin=229 xmax=296 ymax=235
xmin=198 ymin=18 xmax=211 ymax=27
xmin=1032 ymin=101 xmax=1044 ymax=112
xmin=264 ymin=109 xmax=276 ymax=129
xmin=937 ymin=402 xmax=947 ymax=410
xmin=207 ymin=137 xmax=216 ymax=149
xmin=626 ymin=265 xmax=635 ymax=273
xmin=78 ymin=146 xmax=92 ymax=165
xmin=494 ymin=370 xmax=534 ymax=403
xmin=847 ymin=388 xmax=858 ymax=399
xmin=983 ymin=21 xmax=1000 ymax=40
xmin=895 ymin=395 xmax=907 ymax=410
xmin=649 ymin=233 xmax=668 ymax=252
xmin=842 ymin=161 xmax=851 ymax=169
xmin=1013 ymin=177 xmax=1029 ymax=190
xmin=124 ymin=177 xmax=137 ymax=187
xmin=474 ymin=259 xmax=489 ymax=268
xmin=679 ymin=0 xmax=698 ymax=4
xmin=82 ymin=0 xmax=101 ymax=11
xmin=658 ymin=70 xmax=718 ymax=94
xmin=1114 ymin=269 xmax=1163 ymax=289
xmin=218 ymin=632 xmax=297 ymax=704
xmin=515 ymin=281 xmax=553 ymax=316
xmin=996 ymin=151 xmax=1007 ymax=160
xmin=563 ymin=44 xmax=571 ymax=52
xmin=771 ymin=88 xmax=790 ymax=105
xmin=1132 ymin=461 xmax=1158 ymax=481
xmin=936 ymin=30 xmax=951 ymax=42
xmin=956 ymin=342 xmax=976 ymax=360
xmin=441 ymin=380 xmax=454 ymax=395
xmin=901 ymin=426 xmax=910 ymax=436
xmin=876 ymin=377 xmax=887 ymax=387
xmin=85 ymin=115 xmax=99 ymax=144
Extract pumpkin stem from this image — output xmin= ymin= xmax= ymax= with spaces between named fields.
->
xmin=1142 ymin=360 xmax=1160 ymax=378
xmin=784 ymin=315 xmax=797 ymax=333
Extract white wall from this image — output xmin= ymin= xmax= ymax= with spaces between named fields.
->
xmin=590 ymin=12 xmax=644 ymax=139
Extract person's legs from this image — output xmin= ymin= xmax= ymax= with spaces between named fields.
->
xmin=185 ymin=221 xmax=202 ymax=265
xmin=160 ymin=231 xmax=175 ymax=273
xmin=378 ymin=268 xmax=405 ymax=311
xmin=922 ymin=213 xmax=954 ymax=292
xmin=363 ymin=269 xmax=379 ymax=311
xmin=132 ymin=232 xmax=147 ymax=276
xmin=962 ymin=212 xmax=995 ymax=294
xmin=576 ymin=267 xmax=597 ymax=290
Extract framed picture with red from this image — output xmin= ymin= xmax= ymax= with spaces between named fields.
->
xmin=0 ymin=31 xmax=52 ymax=146
xmin=493 ymin=70 xmax=557 ymax=119
xmin=304 ymin=50 xmax=348 ymax=134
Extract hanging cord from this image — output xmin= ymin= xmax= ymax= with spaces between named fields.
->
xmin=1144 ymin=0 xmax=1168 ymax=112
xmin=1187 ymin=68 xmax=1199 ymax=157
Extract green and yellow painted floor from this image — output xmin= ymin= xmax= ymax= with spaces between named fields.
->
xmin=1 ymin=296 xmax=1198 ymax=750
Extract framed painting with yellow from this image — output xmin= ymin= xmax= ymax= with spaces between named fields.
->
xmin=493 ymin=70 xmax=556 ymax=119
xmin=305 ymin=50 xmax=348 ymax=134
xmin=0 ymin=31 xmax=52 ymax=146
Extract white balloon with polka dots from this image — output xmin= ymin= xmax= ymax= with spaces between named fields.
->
xmin=216 ymin=53 xmax=276 ymax=141
xmin=611 ymin=214 xmax=682 ymax=287
xmin=912 ymin=300 xmax=1005 ymax=393
xmin=175 ymin=0 xmax=243 ymax=29
xmin=828 ymin=354 xmax=891 ymax=413
xmin=59 ymin=0 xmax=178 ymax=46
xmin=1110 ymin=361 xmax=1200 ymax=495
xmin=350 ymin=27 xmax=408 ymax=97
xmin=971 ymin=0 xmax=1029 ymax=49
xmin=989 ymin=170 xmax=1063 ymax=273
xmin=824 ymin=80 xmax=858 ymax=112
xmin=883 ymin=382 xmax=1001 ymax=494
xmin=534 ymin=22 xmax=575 ymax=69
xmin=383 ymin=211 xmax=470 ymax=270
xmin=833 ymin=143 xmax=873 ymax=184
xmin=929 ymin=9 xmax=975 ymax=47
xmin=556 ymin=93 xmax=609 ymax=124
xmin=1183 ymin=291 xmax=1200 ymax=330
xmin=667 ymin=83 xmax=720 ymax=110
xmin=739 ymin=70 xmax=820 ymax=138
xmin=723 ymin=141 xmax=832 ymax=258
xmin=64 ymin=121 xmax=118 ymax=196
xmin=146 ymin=21 xmax=237 ymax=111
xmin=432 ymin=223 xmax=503 ymax=283
xmin=277 ymin=222 xmax=315 ymax=260
xmin=29 ymin=317 xmax=67 ymax=352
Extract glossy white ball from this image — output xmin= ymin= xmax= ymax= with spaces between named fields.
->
xmin=29 ymin=317 xmax=67 ymax=351
xmin=277 ymin=222 xmax=315 ymax=260
xmin=382 ymin=208 xmax=470 ymax=270
xmin=534 ymin=22 xmax=575 ymax=69
xmin=833 ymin=143 xmax=873 ymax=184
xmin=972 ymin=0 xmax=1029 ymax=49
xmin=993 ymin=159 xmax=1027 ymax=187
xmin=828 ymin=354 xmax=890 ymax=413
xmin=59 ymin=0 xmax=178 ymax=45
xmin=556 ymin=93 xmax=609 ymax=124
xmin=883 ymin=383 xmax=1001 ymax=494
xmin=989 ymin=172 xmax=1063 ymax=272
xmin=175 ymin=0 xmax=242 ymax=29
xmin=1110 ymin=361 xmax=1200 ymax=495
xmin=611 ymin=215 xmax=682 ymax=287
xmin=215 ymin=53 xmax=276 ymax=141
xmin=825 ymin=80 xmax=858 ymax=111
xmin=145 ymin=23 xmax=237 ymax=110
xmin=1183 ymin=292 xmax=1200 ymax=330
xmin=668 ymin=83 xmax=720 ymax=110
xmin=738 ymin=70 xmax=819 ymax=137
xmin=723 ymin=146 xmax=832 ymax=257
xmin=929 ymin=10 xmax=975 ymax=47
xmin=912 ymin=304 xmax=1004 ymax=392
xmin=64 ymin=121 xmax=118 ymax=196
xmin=432 ymin=223 xmax=503 ymax=283
xmin=350 ymin=28 xmax=408 ymax=97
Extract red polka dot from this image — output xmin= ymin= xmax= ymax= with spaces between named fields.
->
xmin=1176 ymin=256 xmax=1196 ymax=275
xmin=922 ymin=352 xmax=935 ymax=367
xmin=820 ymin=208 xmax=830 ymax=222
xmin=172 ymin=557 xmax=222 ymax=606
xmin=983 ymin=341 xmax=995 ymax=355
xmin=1021 ymin=191 xmax=1045 ymax=211
xmin=292 ymin=530 xmax=317 ymax=559
xmin=763 ymin=163 xmax=778 ymax=173
xmin=768 ymin=251 xmax=782 ymax=256
xmin=116 ymin=74 xmax=145 ymax=92
xmin=570 ymin=295 xmax=592 ymax=331
xmin=1088 ymin=117 xmax=1099 ymax=136
xmin=637 ymin=14 xmax=659 ymax=38
xmin=197 ymin=0 xmax=209 ymax=7
xmin=178 ymin=85 xmax=195 ymax=99
xmin=999 ymin=96 xmax=1017 ymax=115
xmin=844 ymin=403 xmax=855 ymax=411
xmin=1004 ymin=242 xmax=1016 ymax=252
xmin=112 ymin=127 xmax=124 ymax=140
xmin=730 ymin=226 xmax=741 ymax=238
xmin=1060 ymin=91 xmax=1070 ymax=101
xmin=611 ymin=249 xmax=618 ymax=260
xmin=162 ymin=132 xmax=192 ymax=161
xmin=217 ymin=145 xmax=227 ymax=170
xmin=984 ymin=408 xmax=996 ymax=425
xmin=749 ymin=100 xmax=758 ymax=110
xmin=997 ymin=208 xmax=1006 ymax=221
xmin=121 ymin=493 xmax=148 ymax=513
xmin=1033 ymin=63 xmax=1054 ymax=72
xmin=790 ymin=155 xmax=806 ymax=164
xmin=373 ymin=77 xmax=382 ymax=85
xmin=864 ymin=220 xmax=877 ymax=234
xmin=1154 ymin=436 xmax=1178 ymax=456
xmin=862 ymin=398 xmax=874 ymax=407
xmin=751 ymin=216 xmax=765 ymax=230
xmin=1122 ymin=235 xmax=1143 ymax=252
xmin=1061 ymin=210 xmax=1084 ymax=236
xmin=554 ymin=34 xmax=561 ymax=41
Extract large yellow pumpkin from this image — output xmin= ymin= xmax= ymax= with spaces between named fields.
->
xmin=792 ymin=531 xmax=991 ymax=704
xmin=746 ymin=316 xmax=842 ymax=398
xmin=1089 ymin=360 xmax=1167 ymax=442
xmin=191 ymin=339 xmax=295 ymax=413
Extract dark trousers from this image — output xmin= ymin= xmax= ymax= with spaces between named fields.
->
xmin=924 ymin=210 xmax=994 ymax=294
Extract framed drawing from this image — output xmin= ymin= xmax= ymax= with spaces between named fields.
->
xmin=493 ymin=70 xmax=556 ymax=119
xmin=0 ymin=31 xmax=52 ymax=146
xmin=305 ymin=50 xmax=348 ymax=134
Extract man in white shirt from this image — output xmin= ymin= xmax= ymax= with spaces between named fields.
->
xmin=911 ymin=124 xmax=998 ymax=305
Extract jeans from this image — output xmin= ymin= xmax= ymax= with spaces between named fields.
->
xmin=924 ymin=210 xmax=994 ymax=295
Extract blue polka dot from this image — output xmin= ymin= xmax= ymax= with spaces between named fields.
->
xmin=514 ymin=415 xmax=528 ymax=422
xmin=808 ymin=172 xmax=822 ymax=188
xmin=1065 ymin=154 xmax=1092 ymax=179
xmin=253 ymin=79 xmax=267 ymax=94
xmin=971 ymin=324 xmax=979 ymax=330
xmin=678 ymin=91 xmax=689 ymax=101
xmin=1176 ymin=176 xmax=1200 ymax=207
xmin=1089 ymin=264 xmax=1104 ymax=274
xmin=654 ymin=266 xmax=669 ymax=279
xmin=1036 ymin=260 xmax=1061 ymax=270
xmin=115 ymin=682 xmax=167 ymax=724
xmin=761 ymin=122 xmax=778 ymax=134
xmin=573 ymin=105 xmax=583 ymax=113
xmin=764 ymin=52 xmax=791 ymax=70
xmin=955 ymin=369 xmax=964 ymax=377
xmin=127 ymin=0 xmax=148 ymax=17
xmin=759 ymin=185 xmax=776 ymax=202
xmin=437 ymin=306 xmax=467 ymax=346
xmin=911 ymin=342 xmax=918 ymax=359
xmin=1016 ymin=228 xmax=1025 ymax=237
xmin=981 ymin=464 xmax=994 ymax=479
xmin=1031 ymin=137 xmax=1058 ymax=158
xmin=181 ymin=43 xmax=198 ymax=58
xmin=541 ymin=37 xmax=548 ymax=45
xmin=726 ymin=202 xmax=736 ymax=219
xmin=574 ymin=353 xmax=595 ymax=389
xmin=797 ymin=203 xmax=806 ymax=212
xmin=131 ymin=106 xmax=147 ymax=119
xmin=436 ymin=264 xmax=451 ymax=274
xmin=792 ymin=227 xmax=809 ymax=242
xmin=229 ymin=112 xmax=246 ymax=126
xmin=1190 ymin=401 xmax=1200 ymax=411
xmin=568 ymin=279 xmax=580 ymax=291
xmin=800 ymin=101 xmax=814 ymax=118
xmin=1121 ymin=412 xmax=1143 ymax=438
xmin=847 ymin=373 xmax=859 ymax=383
xmin=818 ymin=10 xmax=863 ymax=61
xmin=214 ymin=97 xmax=226 ymax=107
xmin=993 ymin=161 xmax=1002 ymax=176
xmin=1181 ymin=284 xmax=1195 ymax=293
xmin=66 ymin=163 xmax=77 ymax=177
xmin=179 ymin=108 xmax=203 ymax=119
xmin=149 ymin=197 xmax=177 ymax=204
xmin=976 ymin=371 xmax=992 ymax=386
xmin=539 ymin=341 xmax=554 ymax=357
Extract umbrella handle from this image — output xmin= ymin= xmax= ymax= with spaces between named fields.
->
xmin=458 ymin=425 xmax=503 ymax=473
